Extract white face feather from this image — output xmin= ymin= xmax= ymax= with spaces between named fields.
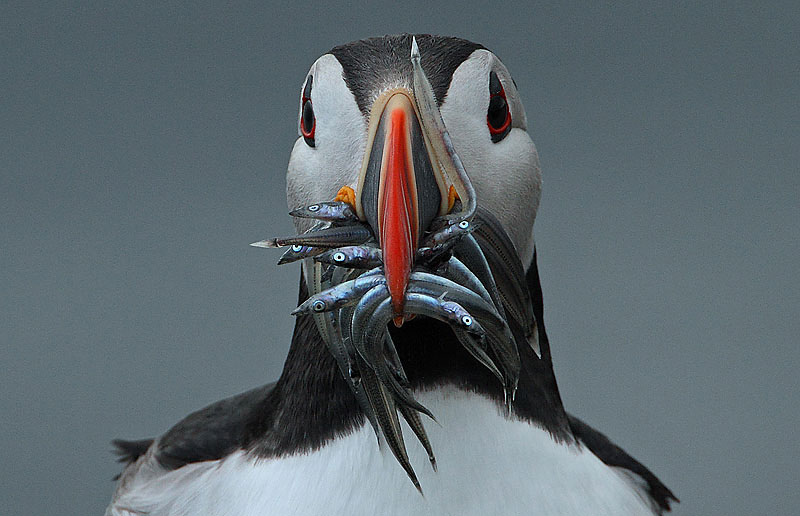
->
xmin=286 ymin=49 xmax=542 ymax=266
xmin=286 ymin=55 xmax=366 ymax=233
xmin=439 ymin=50 xmax=542 ymax=266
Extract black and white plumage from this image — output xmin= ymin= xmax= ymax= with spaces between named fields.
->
xmin=106 ymin=34 xmax=677 ymax=515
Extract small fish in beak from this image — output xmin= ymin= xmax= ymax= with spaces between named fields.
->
xmin=289 ymin=201 xmax=359 ymax=224
xmin=276 ymin=244 xmax=326 ymax=265
xmin=292 ymin=273 xmax=386 ymax=316
xmin=347 ymin=37 xmax=481 ymax=325
xmin=314 ymin=246 xmax=383 ymax=269
xmin=250 ymin=223 xmax=372 ymax=249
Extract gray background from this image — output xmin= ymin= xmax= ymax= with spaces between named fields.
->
xmin=2 ymin=1 xmax=797 ymax=514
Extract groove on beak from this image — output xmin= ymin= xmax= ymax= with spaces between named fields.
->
xmin=357 ymin=91 xmax=445 ymax=326
xmin=381 ymin=100 xmax=416 ymax=325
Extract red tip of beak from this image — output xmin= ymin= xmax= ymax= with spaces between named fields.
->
xmin=379 ymin=107 xmax=418 ymax=326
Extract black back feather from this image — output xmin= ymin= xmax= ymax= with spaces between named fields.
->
xmin=110 ymin=438 xmax=153 ymax=480
xmin=568 ymin=415 xmax=679 ymax=513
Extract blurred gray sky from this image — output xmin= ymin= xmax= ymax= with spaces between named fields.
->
xmin=2 ymin=2 xmax=798 ymax=514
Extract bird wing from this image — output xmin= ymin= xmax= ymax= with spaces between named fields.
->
xmin=567 ymin=413 xmax=678 ymax=514
xmin=107 ymin=383 xmax=276 ymax=515
xmin=113 ymin=382 xmax=275 ymax=474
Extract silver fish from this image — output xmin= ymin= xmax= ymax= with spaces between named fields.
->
xmin=403 ymin=293 xmax=485 ymax=336
xmin=349 ymin=284 xmax=391 ymax=361
xmin=251 ymin=224 xmax=373 ymax=249
xmin=398 ymin=403 xmax=437 ymax=471
xmin=451 ymin=327 xmax=504 ymax=384
xmin=407 ymin=271 xmax=505 ymax=326
xmin=292 ymin=274 xmax=386 ymax=315
xmin=410 ymin=37 xmax=476 ymax=226
xmin=314 ymin=245 xmax=383 ymax=269
xmin=406 ymin=271 xmax=520 ymax=400
xmin=422 ymin=218 xmax=477 ymax=248
xmin=358 ymin=356 xmax=421 ymax=492
xmin=437 ymin=256 xmax=495 ymax=307
xmin=289 ymin=201 xmax=359 ymax=223
xmin=277 ymin=244 xmax=325 ymax=265
xmin=308 ymin=261 xmax=381 ymax=437
xmin=473 ymin=206 xmax=537 ymax=336
xmin=452 ymin=235 xmax=507 ymax=317
xmin=382 ymin=332 xmax=409 ymax=387
xmin=356 ymin=297 xmax=435 ymax=419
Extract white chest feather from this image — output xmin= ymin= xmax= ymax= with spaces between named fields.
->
xmin=109 ymin=388 xmax=656 ymax=516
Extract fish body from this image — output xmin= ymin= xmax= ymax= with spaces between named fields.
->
xmin=277 ymin=244 xmax=325 ymax=265
xmin=422 ymin=219 xmax=476 ymax=248
xmin=403 ymin=293 xmax=484 ymax=336
xmin=290 ymin=201 xmax=359 ymax=223
xmin=293 ymin=274 xmax=386 ymax=315
xmin=254 ymin=224 xmax=373 ymax=249
xmin=315 ymin=246 xmax=383 ymax=269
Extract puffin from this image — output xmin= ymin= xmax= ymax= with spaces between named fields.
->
xmin=106 ymin=34 xmax=677 ymax=515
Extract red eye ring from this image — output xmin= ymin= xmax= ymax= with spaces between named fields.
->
xmin=487 ymin=71 xmax=512 ymax=142
xmin=487 ymin=97 xmax=511 ymax=135
xmin=300 ymin=75 xmax=316 ymax=147
xmin=300 ymin=97 xmax=315 ymax=140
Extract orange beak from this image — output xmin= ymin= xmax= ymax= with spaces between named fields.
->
xmin=356 ymin=91 xmax=448 ymax=327
xmin=380 ymin=102 xmax=417 ymax=325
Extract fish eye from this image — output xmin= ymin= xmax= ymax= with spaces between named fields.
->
xmin=308 ymin=204 xmax=320 ymax=212
xmin=292 ymin=244 xmax=304 ymax=252
xmin=312 ymin=300 xmax=326 ymax=312
xmin=458 ymin=220 xmax=470 ymax=229
xmin=461 ymin=315 xmax=473 ymax=326
xmin=333 ymin=252 xmax=346 ymax=262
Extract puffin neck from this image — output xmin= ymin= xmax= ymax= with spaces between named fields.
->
xmin=245 ymin=264 xmax=572 ymax=458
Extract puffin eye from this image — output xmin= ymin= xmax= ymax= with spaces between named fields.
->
xmin=300 ymin=76 xmax=316 ymax=147
xmin=301 ymin=101 xmax=315 ymax=145
xmin=487 ymin=71 xmax=511 ymax=143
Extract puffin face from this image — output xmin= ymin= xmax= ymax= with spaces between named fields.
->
xmin=287 ymin=35 xmax=542 ymax=271
xmin=286 ymin=54 xmax=367 ymax=226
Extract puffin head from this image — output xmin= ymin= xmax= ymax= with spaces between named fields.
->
xmin=287 ymin=35 xmax=542 ymax=309
xmin=272 ymin=36 xmax=561 ymax=489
